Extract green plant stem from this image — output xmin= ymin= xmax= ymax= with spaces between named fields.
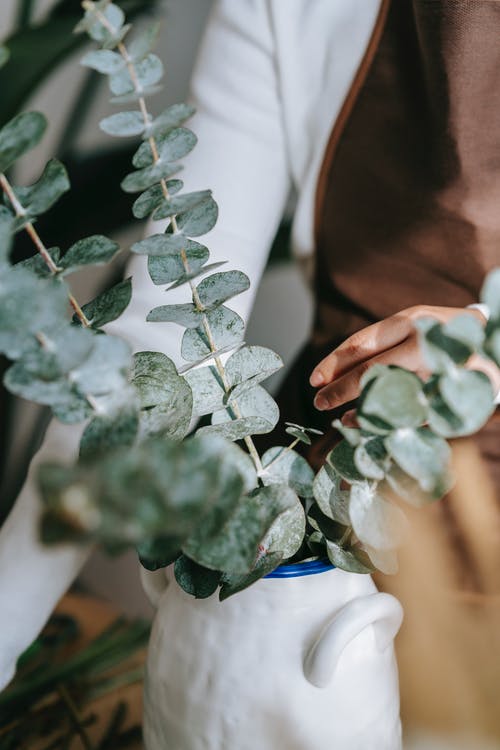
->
xmin=57 ymin=684 xmax=94 ymax=750
xmin=0 ymin=172 xmax=90 ymax=327
xmin=88 ymin=2 xmax=265 ymax=474
xmin=16 ymin=0 xmax=36 ymax=30
xmin=339 ymin=525 xmax=352 ymax=548
xmin=262 ymin=438 xmax=300 ymax=473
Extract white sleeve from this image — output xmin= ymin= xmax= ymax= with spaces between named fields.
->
xmin=106 ymin=0 xmax=291 ymax=363
xmin=0 ymin=0 xmax=290 ymax=691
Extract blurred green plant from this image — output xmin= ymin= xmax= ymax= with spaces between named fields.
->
xmin=0 ymin=612 xmax=149 ymax=749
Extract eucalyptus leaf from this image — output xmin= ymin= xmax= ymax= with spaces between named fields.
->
xmin=261 ymin=447 xmax=314 ymax=497
xmin=325 ymin=539 xmax=374 ymax=574
xmin=148 ymin=247 xmax=212 ymax=285
xmin=132 ymin=180 xmax=183 ymax=219
xmin=147 ymin=302 xmax=201 ymax=327
xmin=258 ymin=484 xmax=305 ymax=559
xmin=100 ymin=111 xmax=146 ymax=137
xmin=8 ymin=159 xmax=70 ymax=218
xmin=416 ymin=318 xmax=471 ymax=372
xmin=196 ymin=270 xmax=250 ymax=310
xmin=166 ymin=261 xmax=228 ymax=290
xmin=0 ymin=269 xmax=68 ymax=359
xmin=327 ymin=440 xmax=364 ymax=483
xmin=132 ymin=232 xmax=206 ymax=259
xmin=197 ymin=417 xmax=272 ymax=442
xmin=181 ymin=305 xmax=244 ymax=361
xmin=444 ymin=313 xmax=485 ymax=351
xmin=438 ymin=368 xmax=494 ymax=436
xmin=184 ymin=365 xmax=225 ymax=416
xmin=214 ymin=384 xmax=279 ymax=434
xmin=364 ymin=545 xmax=399 ymax=575
xmin=17 ymin=247 xmax=61 ymax=277
xmin=225 ymin=345 xmax=283 ymax=394
xmin=349 ymin=483 xmax=408 ymax=550
xmin=129 ymin=22 xmax=161 ymax=61
xmin=79 ymin=277 xmax=132 ymax=329
xmin=176 ymin=195 xmax=218 ymax=237
xmin=219 ymin=552 xmax=283 ymax=600
xmin=174 ymin=555 xmax=220 ymax=599
xmin=109 ymin=53 xmax=163 ymax=96
xmin=354 ymin=438 xmax=387 ymax=480
xmin=0 ymin=111 xmax=47 ymax=172
xmin=60 ymin=235 xmax=120 ymax=274
xmin=361 ymin=367 xmax=427 ymax=429
xmin=4 ymin=362 xmax=90 ymax=422
xmin=385 ymin=426 xmax=453 ymax=497
xmin=137 ymin=535 xmax=181 ymax=572
xmin=70 ymin=334 xmax=131 ymax=396
xmin=312 ymin=463 xmax=351 ymax=525
xmin=78 ymin=3 xmax=128 ymax=48
xmin=178 ymin=342 xmax=245 ymax=374
xmin=183 ymin=483 xmax=290 ymax=575
xmin=80 ymin=49 xmax=124 ymax=74
xmin=79 ymin=408 xmax=139 ymax=462
xmin=131 ymin=351 xmax=193 ymax=441
xmin=17 ymin=324 xmax=95 ymax=380
xmin=331 ymin=419 xmax=361 ymax=446
xmin=121 ymin=160 xmax=180 ymax=193
xmin=138 ymin=385 xmax=193 ymax=442
xmin=133 ymin=126 xmax=197 ymax=168
xmin=284 ymin=422 xmax=323 ymax=446
xmin=131 ymin=351 xmax=179 ymax=408
xmin=146 ymin=103 xmax=196 ymax=139
xmin=152 ymin=190 xmax=212 ymax=221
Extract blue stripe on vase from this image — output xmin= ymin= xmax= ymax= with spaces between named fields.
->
xmin=265 ymin=559 xmax=335 ymax=579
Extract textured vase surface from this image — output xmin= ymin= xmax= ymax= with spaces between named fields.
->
xmin=141 ymin=563 xmax=403 ymax=750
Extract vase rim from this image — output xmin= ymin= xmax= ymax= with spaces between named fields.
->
xmin=264 ymin=558 xmax=335 ymax=579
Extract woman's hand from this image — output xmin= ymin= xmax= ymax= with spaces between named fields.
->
xmin=309 ymin=305 xmax=498 ymax=412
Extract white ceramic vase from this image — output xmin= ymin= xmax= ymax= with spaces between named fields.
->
xmin=140 ymin=560 xmax=404 ymax=750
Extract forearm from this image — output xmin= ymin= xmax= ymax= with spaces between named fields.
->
xmin=0 ymin=419 xmax=90 ymax=690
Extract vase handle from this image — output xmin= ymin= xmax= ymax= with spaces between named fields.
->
xmin=140 ymin=566 xmax=169 ymax=609
xmin=303 ymin=592 xmax=403 ymax=688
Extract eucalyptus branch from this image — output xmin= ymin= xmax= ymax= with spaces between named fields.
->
xmin=86 ymin=1 xmax=264 ymax=474
xmin=0 ymin=172 xmax=90 ymax=326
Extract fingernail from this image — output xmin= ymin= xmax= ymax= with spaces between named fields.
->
xmin=314 ymin=395 xmax=329 ymax=411
xmin=310 ymin=372 xmax=324 ymax=387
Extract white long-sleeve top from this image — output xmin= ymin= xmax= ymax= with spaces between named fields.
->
xmin=11 ymin=0 xmax=489 ymax=688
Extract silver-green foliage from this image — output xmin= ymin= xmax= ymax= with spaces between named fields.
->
xmin=307 ymin=286 xmax=500 ymax=576
xmin=2 ymin=2 xmax=499 ymax=599
xmin=14 ymin=0 xmax=307 ymax=599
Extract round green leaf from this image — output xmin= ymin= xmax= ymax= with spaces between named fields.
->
xmin=261 ymin=446 xmax=314 ymax=497
xmin=349 ymin=483 xmax=408 ymax=550
xmin=361 ymin=368 xmax=427 ymax=429
xmin=0 ymin=112 xmax=47 ymax=172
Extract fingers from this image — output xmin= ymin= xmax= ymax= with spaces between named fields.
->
xmin=313 ymin=337 xmax=422 ymax=411
xmin=341 ymin=409 xmax=358 ymax=428
xmin=309 ymin=311 xmax=414 ymax=387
